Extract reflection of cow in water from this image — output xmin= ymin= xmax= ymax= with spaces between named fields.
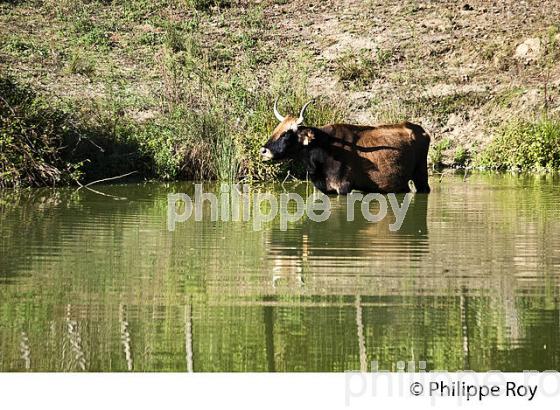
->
xmin=265 ymin=193 xmax=429 ymax=289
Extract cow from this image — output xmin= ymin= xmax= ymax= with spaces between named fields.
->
xmin=260 ymin=98 xmax=431 ymax=194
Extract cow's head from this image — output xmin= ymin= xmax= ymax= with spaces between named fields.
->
xmin=260 ymin=98 xmax=314 ymax=161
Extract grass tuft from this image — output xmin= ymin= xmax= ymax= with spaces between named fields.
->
xmin=335 ymin=48 xmax=393 ymax=86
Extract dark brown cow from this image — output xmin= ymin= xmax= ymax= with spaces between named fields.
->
xmin=260 ymin=99 xmax=431 ymax=194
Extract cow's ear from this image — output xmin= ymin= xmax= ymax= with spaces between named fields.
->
xmin=298 ymin=129 xmax=315 ymax=146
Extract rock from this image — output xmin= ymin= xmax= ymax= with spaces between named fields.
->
xmin=444 ymin=113 xmax=463 ymax=132
xmin=519 ymin=89 xmax=541 ymax=109
xmin=514 ymin=38 xmax=541 ymax=62
xmin=421 ymin=18 xmax=452 ymax=33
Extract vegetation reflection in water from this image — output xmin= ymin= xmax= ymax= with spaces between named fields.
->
xmin=1 ymin=173 xmax=560 ymax=372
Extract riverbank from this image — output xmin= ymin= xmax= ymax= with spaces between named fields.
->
xmin=1 ymin=0 xmax=560 ymax=188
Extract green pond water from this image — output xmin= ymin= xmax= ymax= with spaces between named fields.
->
xmin=1 ymin=173 xmax=560 ymax=372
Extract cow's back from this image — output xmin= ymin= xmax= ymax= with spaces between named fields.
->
xmin=321 ymin=122 xmax=430 ymax=193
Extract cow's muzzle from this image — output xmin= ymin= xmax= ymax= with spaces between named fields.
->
xmin=260 ymin=147 xmax=273 ymax=161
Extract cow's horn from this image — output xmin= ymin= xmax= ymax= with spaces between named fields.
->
xmin=296 ymin=99 xmax=314 ymax=125
xmin=273 ymin=97 xmax=285 ymax=122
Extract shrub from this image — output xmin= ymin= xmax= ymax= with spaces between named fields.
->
xmin=0 ymin=77 xmax=83 ymax=188
xmin=476 ymin=118 xmax=560 ymax=170
xmin=453 ymin=146 xmax=469 ymax=166
xmin=429 ymin=138 xmax=451 ymax=168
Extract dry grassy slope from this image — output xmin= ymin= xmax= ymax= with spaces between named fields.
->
xmin=262 ymin=0 xmax=560 ymax=161
xmin=1 ymin=0 xmax=559 ymax=166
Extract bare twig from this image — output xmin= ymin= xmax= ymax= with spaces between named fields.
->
xmin=77 ymin=171 xmax=137 ymax=191
xmin=82 ymin=185 xmax=127 ymax=200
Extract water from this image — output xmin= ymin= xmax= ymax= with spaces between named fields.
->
xmin=1 ymin=173 xmax=560 ymax=372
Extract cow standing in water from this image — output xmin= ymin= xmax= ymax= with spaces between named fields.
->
xmin=261 ymin=98 xmax=431 ymax=194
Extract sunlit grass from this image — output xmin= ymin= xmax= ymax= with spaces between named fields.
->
xmin=476 ymin=117 xmax=560 ymax=170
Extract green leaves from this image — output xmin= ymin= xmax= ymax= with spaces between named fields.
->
xmin=476 ymin=118 xmax=560 ymax=170
xmin=0 ymin=77 xmax=84 ymax=188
